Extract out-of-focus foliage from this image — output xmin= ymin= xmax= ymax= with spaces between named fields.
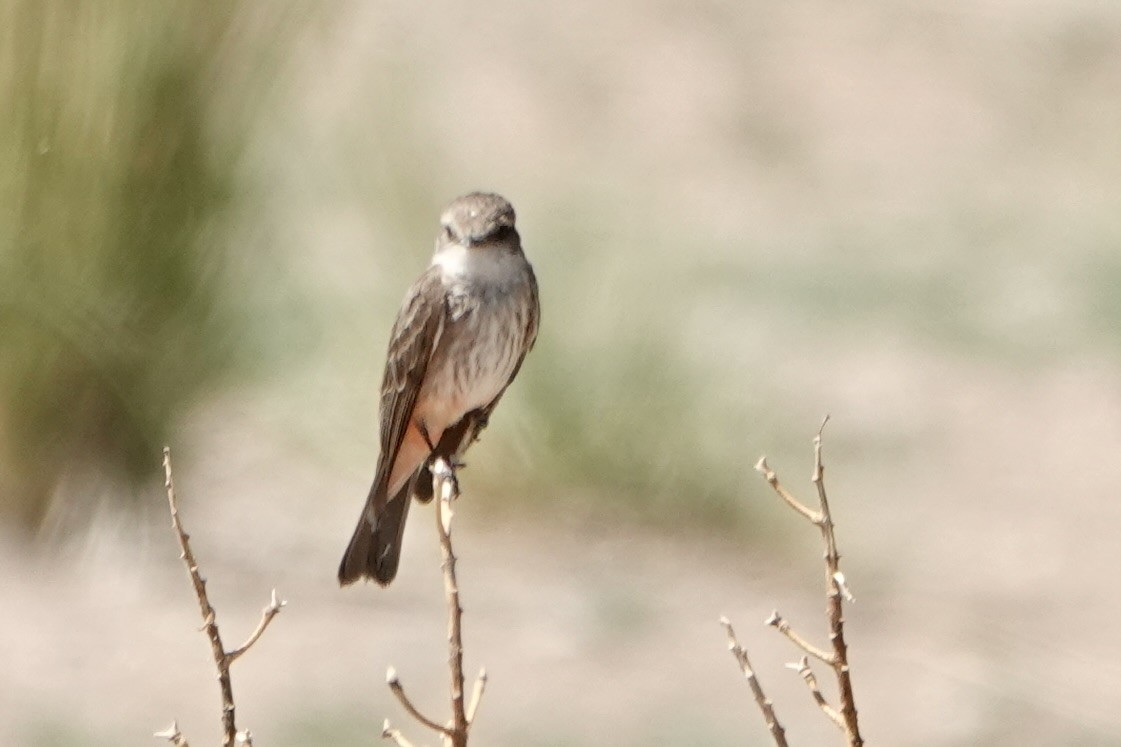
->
xmin=3 ymin=0 xmax=1121 ymax=543
xmin=0 ymin=3 xmax=247 ymax=528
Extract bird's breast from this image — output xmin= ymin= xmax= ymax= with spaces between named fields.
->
xmin=415 ymin=278 xmax=531 ymax=428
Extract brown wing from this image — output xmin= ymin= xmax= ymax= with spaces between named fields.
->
xmin=370 ymin=265 xmax=447 ymax=511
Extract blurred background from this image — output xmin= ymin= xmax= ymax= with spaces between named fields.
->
xmin=2 ymin=1 xmax=1120 ymax=744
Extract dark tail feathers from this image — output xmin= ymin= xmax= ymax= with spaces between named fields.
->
xmin=339 ymin=408 xmax=488 ymax=587
xmin=337 ymin=484 xmax=412 ymax=586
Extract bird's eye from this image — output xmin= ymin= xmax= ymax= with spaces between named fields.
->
xmin=442 ymin=225 xmax=455 ymax=241
xmin=490 ymin=225 xmax=512 ymax=241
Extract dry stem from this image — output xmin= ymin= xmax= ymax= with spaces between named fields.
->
xmin=719 ymin=617 xmax=788 ymax=747
xmin=159 ymin=447 xmax=285 ymax=747
xmin=434 ymin=458 xmax=469 ymax=746
xmin=153 ymin=722 xmax=189 ymax=747
xmin=766 ymin=610 xmax=834 ymax=665
xmin=383 ymin=458 xmax=486 ymax=746
xmin=755 ymin=417 xmax=864 ymax=746
xmin=465 ymin=668 xmax=488 ymax=725
xmin=787 ymin=657 xmax=845 ymax=731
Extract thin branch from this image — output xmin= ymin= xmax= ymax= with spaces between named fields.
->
xmin=163 ymin=447 xmax=237 ymax=746
xmin=754 ymin=457 xmax=819 ymax=524
xmin=153 ymin=722 xmax=189 ymax=747
xmin=384 ymin=458 xmax=484 ymax=747
xmin=765 ymin=610 xmax=835 ymax=665
xmin=433 ymin=457 xmax=470 ymax=747
xmin=226 ymin=589 xmax=286 ymax=664
xmin=756 ymin=420 xmax=864 ymax=747
xmin=386 ymin=667 xmax=452 ymax=736
xmin=812 ymin=417 xmax=841 ymax=579
xmin=832 ymin=571 xmax=855 ymax=603
xmin=465 ymin=669 xmax=488 ymax=725
xmin=719 ymin=617 xmax=788 ymax=747
xmin=811 ymin=419 xmax=862 ymax=746
xmin=160 ymin=447 xmax=285 ymax=747
xmin=787 ymin=657 xmax=845 ymax=731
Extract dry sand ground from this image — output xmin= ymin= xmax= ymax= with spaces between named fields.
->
xmin=3 ymin=359 xmax=1121 ymax=746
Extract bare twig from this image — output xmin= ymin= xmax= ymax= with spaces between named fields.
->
xmin=433 ymin=458 xmax=470 ymax=746
xmin=387 ymin=667 xmax=452 ymax=736
xmin=154 ymin=721 xmax=189 ymax=746
xmin=765 ymin=610 xmax=835 ymax=665
xmin=753 ymin=457 xmax=818 ymax=523
xmin=227 ymin=588 xmax=285 ymax=664
xmin=160 ymin=447 xmax=285 ymax=747
xmin=384 ymin=458 xmax=484 ymax=747
xmin=162 ymin=447 xmax=236 ymax=744
xmin=432 ymin=457 xmax=473 ymax=740
xmin=787 ymin=657 xmax=845 ymax=731
xmin=719 ymin=617 xmax=788 ymax=747
xmin=465 ymin=668 xmax=488 ymax=725
xmin=756 ymin=418 xmax=864 ymax=747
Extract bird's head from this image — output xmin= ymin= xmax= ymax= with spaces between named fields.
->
xmin=438 ymin=192 xmax=519 ymax=249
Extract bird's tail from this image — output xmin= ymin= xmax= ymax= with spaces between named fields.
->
xmin=338 ymin=412 xmax=487 ymax=587
xmin=337 ymin=481 xmax=412 ymax=586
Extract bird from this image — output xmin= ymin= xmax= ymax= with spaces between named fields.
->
xmin=338 ymin=192 xmax=540 ymax=586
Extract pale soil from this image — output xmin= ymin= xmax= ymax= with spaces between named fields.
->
xmin=3 ymin=358 xmax=1121 ymax=745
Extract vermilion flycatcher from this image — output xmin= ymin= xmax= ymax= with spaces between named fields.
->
xmin=338 ymin=192 xmax=540 ymax=586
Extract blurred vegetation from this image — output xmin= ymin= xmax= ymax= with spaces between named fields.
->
xmin=3 ymin=0 xmax=1120 ymax=543
xmin=0 ymin=3 xmax=252 ymax=529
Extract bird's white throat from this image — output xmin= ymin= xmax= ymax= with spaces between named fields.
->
xmin=431 ymin=243 xmax=517 ymax=283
